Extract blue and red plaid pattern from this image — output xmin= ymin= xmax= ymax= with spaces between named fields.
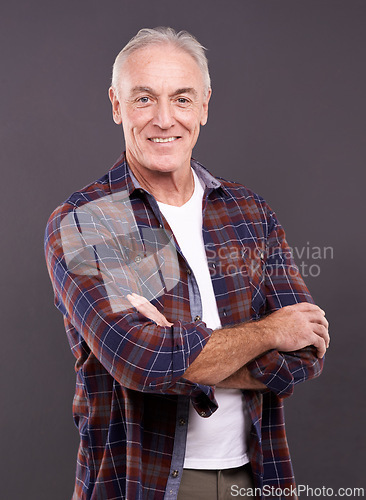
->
xmin=45 ymin=153 xmax=323 ymax=499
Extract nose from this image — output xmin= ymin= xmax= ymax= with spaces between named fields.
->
xmin=152 ymin=99 xmax=175 ymax=129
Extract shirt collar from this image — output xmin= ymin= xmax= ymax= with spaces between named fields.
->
xmin=108 ymin=152 xmax=228 ymax=198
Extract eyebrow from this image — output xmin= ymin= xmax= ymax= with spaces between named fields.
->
xmin=172 ymin=87 xmax=198 ymax=98
xmin=130 ymin=86 xmax=198 ymax=98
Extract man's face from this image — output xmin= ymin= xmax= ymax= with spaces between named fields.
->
xmin=109 ymin=44 xmax=211 ymax=176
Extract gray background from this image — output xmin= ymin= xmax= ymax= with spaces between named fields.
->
xmin=1 ymin=1 xmax=365 ymax=498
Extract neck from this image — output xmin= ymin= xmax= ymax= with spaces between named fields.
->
xmin=128 ymin=158 xmax=194 ymax=207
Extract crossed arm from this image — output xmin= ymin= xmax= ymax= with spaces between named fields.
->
xmin=127 ymin=293 xmax=330 ymax=391
xmin=46 ymin=200 xmax=329 ymax=398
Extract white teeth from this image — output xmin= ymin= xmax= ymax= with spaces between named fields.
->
xmin=150 ymin=137 xmax=177 ymax=143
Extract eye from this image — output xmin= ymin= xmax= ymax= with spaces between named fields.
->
xmin=177 ymin=97 xmax=188 ymax=104
xmin=137 ymin=96 xmax=150 ymax=104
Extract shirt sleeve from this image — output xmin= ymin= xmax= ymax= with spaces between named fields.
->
xmin=44 ymin=201 xmax=216 ymax=405
xmin=245 ymin=202 xmax=324 ymax=398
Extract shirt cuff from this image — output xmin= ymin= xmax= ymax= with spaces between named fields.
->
xmin=246 ymin=350 xmax=295 ymax=398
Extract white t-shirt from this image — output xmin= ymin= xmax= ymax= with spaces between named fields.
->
xmin=157 ymin=169 xmax=250 ymax=469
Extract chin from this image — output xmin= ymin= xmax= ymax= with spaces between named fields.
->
xmin=146 ymin=155 xmax=186 ymax=174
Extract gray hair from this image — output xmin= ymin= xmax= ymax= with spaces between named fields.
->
xmin=111 ymin=27 xmax=211 ymax=96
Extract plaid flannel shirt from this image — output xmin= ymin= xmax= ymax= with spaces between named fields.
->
xmin=45 ymin=153 xmax=323 ymax=500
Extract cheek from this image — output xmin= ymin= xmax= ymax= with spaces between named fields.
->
xmin=133 ymin=113 xmax=155 ymax=136
xmin=189 ymin=118 xmax=202 ymax=138
xmin=122 ymin=107 xmax=149 ymax=130
xmin=177 ymin=111 xmax=201 ymax=133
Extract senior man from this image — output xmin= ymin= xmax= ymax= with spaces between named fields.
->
xmin=45 ymin=27 xmax=329 ymax=500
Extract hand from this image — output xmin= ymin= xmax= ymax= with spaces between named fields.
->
xmin=126 ymin=293 xmax=173 ymax=327
xmin=262 ymin=302 xmax=330 ymax=358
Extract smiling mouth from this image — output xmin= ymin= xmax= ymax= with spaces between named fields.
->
xmin=149 ymin=137 xmax=180 ymax=143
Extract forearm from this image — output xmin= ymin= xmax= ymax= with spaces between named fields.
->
xmin=183 ymin=302 xmax=328 ymax=387
xmin=183 ymin=320 xmax=272 ymax=386
xmin=216 ymin=365 xmax=267 ymax=390
xmin=124 ymin=294 xmax=328 ymax=392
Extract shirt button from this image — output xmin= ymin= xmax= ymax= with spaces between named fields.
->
xmin=187 ymin=268 xmax=192 ymax=275
xmin=200 ymin=411 xmax=206 ymax=417
xmin=179 ymin=418 xmax=186 ymax=426
xmin=260 ymin=251 xmax=264 ymax=259
xmin=194 ymin=315 xmax=201 ymax=321
xmin=135 ymin=255 xmax=142 ymax=263
xmin=172 ymin=470 xmax=179 ymax=478
xmin=212 ymin=263 xmax=216 ymax=269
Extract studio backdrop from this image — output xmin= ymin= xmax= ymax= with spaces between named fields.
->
xmin=1 ymin=1 xmax=365 ymax=498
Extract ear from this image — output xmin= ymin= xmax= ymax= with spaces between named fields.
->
xmin=108 ymin=87 xmax=122 ymax=125
xmin=200 ymin=88 xmax=212 ymax=126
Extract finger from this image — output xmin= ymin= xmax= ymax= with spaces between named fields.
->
xmin=157 ymin=317 xmax=174 ymax=327
xmin=135 ymin=301 xmax=156 ymax=317
xmin=127 ymin=294 xmax=173 ymax=327
xmin=312 ymin=323 xmax=330 ymax=348
xmin=311 ymin=334 xmax=327 ymax=358
xmin=147 ymin=309 xmax=173 ymax=327
xmin=289 ymin=302 xmax=325 ymax=315
xmin=127 ymin=294 xmax=153 ymax=314
xmin=131 ymin=292 xmax=148 ymax=301
xmin=126 ymin=293 xmax=135 ymax=305
xmin=126 ymin=293 xmax=140 ymax=304
xmin=129 ymin=296 xmax=158 ymax=318
xmin=308 ymin=312 xmax=329 ymax=330
xmin=130 ymin=293 xmax=149 ymax=306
